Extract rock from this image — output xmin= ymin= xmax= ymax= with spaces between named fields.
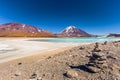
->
xmin=92 ymin=52 xmax=105 ymax=58
xmin=15 ymin=71 xmax=21 ymax=76
xmin=30 ymin=72 xmax=37 ymax=79
xmin=107 ymin=55 xmax=118 ymax=60
xmin=96 ymin=63 xmax=108 ymax=68
xmin=64 ymin=70 xmax=78 ymax=78
xmin=29 ymin=79 xmax=36 ymax=80
xmin=98 ymin=56 xmax=107 ymax=60
xmin=96 ymin=60 xmax=107 ymax=64
xmin=94 ymin=48 xmax=101 ymax=52
xmin=87 ymin=62 xmax=96 ymax=66
xmin=85 ymin=50 xmax=108 ymax=73
xmin=103 ymin=41 xmax=107 ymax=45
xmin=79 ymin=47 xmax=84 ymax=50
xmin=93 ymin=43 xmax=102 ymax=52
xmin=18 ymin=62 xmax=22 ymax=65
xmin=101 ymin=63 xmax=108 ymax=68
xmin=87 ymin=66 xmax=101 ymax=73
xmin=37 ymin=77 xmax=42 ymax=80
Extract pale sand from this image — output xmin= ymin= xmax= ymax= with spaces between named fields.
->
xmin=0 ymin=38 xmax=85 ymax=65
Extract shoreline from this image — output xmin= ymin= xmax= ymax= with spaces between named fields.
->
xmin=0 ymin=46 xmax=73 ymax=66
xmin=0 ymin=38 xmax=119 ymax=65
xmin=0 ymin=38 xmax=85 ymax=65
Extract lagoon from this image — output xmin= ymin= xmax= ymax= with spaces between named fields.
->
xmin=31 ymin=37 xmax=120 ymax=43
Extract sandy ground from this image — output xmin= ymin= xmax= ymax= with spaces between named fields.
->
xmin=0 ymin=38 xmax=87 ymax=64
xmin=0 ymin=39 xmax=120 ymax=80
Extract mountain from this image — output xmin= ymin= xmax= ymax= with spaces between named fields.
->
xmin=60 ymin=26 xmax=91 ymax=37
xmin=0 ymin=22 xmax=55 ymax=37
xmin=106 ymin=33 xmax=120 ymax=37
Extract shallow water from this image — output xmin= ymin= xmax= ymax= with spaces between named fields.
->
xmin=32 ymin=37 xmax=120 ymax=43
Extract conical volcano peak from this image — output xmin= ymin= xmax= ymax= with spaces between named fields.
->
xmin=66 ymin=26 xmax=77 ymax=29
xmin=61 ymin=26 xmax=91 ymax=37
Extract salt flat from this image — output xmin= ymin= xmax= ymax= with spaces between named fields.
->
xmin=0 ymin=38 xmax=83 ymax=63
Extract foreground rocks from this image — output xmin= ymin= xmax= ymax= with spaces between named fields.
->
xmin=86 ymin=43 xmax=108 ymax=73
xmin=0 ymin=41 xmax=120 ymax=80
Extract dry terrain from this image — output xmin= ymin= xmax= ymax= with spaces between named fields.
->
xmin=0 ymin=40 xmax=120 ymax=80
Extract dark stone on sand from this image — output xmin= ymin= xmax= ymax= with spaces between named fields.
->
xmin=18 ymin=62 xmax=22 ymax=65
xmin=30 ymin=72 xmax=37 ymax=79
xmin=79 ymin=47 xmax=84 ymax=50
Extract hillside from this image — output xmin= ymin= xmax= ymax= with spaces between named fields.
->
xmin=0 ymin=22 xmax=55 ymax=37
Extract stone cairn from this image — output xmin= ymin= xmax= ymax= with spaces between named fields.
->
xmin=86 ymin=43 xmax=108 ymax=73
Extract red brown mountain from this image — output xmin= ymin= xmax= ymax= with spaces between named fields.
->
xmin=60 ymin=26 xmax=91 ymax=37
xmin=0 ymin=22 xmax=55 ymax=37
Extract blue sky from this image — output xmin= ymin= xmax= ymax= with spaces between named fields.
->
xmin=0 ymin=0 xmax=120 ymax=35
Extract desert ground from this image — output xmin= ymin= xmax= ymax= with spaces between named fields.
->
xmin=0 ymin=38 xmax=120 ymax=80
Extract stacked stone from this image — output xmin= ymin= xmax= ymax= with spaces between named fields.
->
xmin=86 ymin=43 xmax=108 ymax=73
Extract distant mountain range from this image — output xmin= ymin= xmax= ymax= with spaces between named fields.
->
xmin=104 ymin=33 xmax=120 ymax=37
xmin=0 ymin=22 xmax=119 ymax=37
xmin=0 ymin=22 xmax=55 ymax=37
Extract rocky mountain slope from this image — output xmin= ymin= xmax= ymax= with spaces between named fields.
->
xmin=0 ymin=22 xmax=55 ymax=37
xmin=60 ymin=26 xmax=91 ymax=37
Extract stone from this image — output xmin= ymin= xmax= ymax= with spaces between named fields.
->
xmin=29 ymin=79 xmax=36 ymax=80
xmin=85 ymin=50 xmax=108 ymax=73
xmin=15 ymin=71 xmax=21 ymax=76
xmin=107 ymin=55 xmax=118 ymax=60
xmin=37 ymin=77 xmax=42 ymax=80
xmin=94 ymin=48 xmax=101 ymax=52
xmin=65 ymin=70 xmax=78 ymax=78
xmin=92 ymin=43 xmax=102 ymax=52
xmin=95 ymin=42 xmax=99 ymax=47
xmin=93 ymin=52 xmax=105 ymax=58
xmin=102 ymin=63 xmax=108 ymax=68
xmin=79 ymin=47 xmax=84 ymax=50
xmin=97 ymin=56 xmax=107 ymax=61
xmin=18 ymin=62 xmax=22 ymax=65
xmin=30 ymin=72 xmax=37 ymax=79
xmin=96 ymin=62 xmax=108 ymax=68
xmin=103 ymin=41 xmax=107 ymax=45
xmin=96 ymin=60 xmax=107 ymax=64
xmin=88 ymin=62 xmax=96 ymax=66
xmin=87 ymin=66 xmax=101 ymax=73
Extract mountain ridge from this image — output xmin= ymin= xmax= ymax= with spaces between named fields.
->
xmin=0 ymin=22 xmax=119 ymax=37
xmin=0 ymin=22 xmax=55 ymax=37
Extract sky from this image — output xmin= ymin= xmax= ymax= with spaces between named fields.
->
xmin=0 ymin=0 xmax=120 ymax=35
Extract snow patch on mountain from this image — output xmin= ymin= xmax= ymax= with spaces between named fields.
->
xmin=61 ymin=26 xmax=91 ymax=37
